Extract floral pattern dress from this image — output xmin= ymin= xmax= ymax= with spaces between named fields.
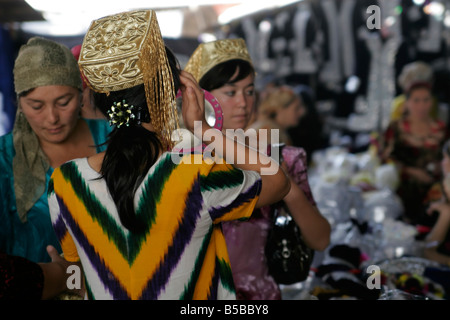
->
xmin=381 ymin=118 xmax=448 ymax=225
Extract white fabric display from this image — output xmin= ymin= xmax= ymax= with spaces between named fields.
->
xmin=319 ymin=0 xmax=342 ymax=86
xmin=241 ymin=17 xmax=259 ymax=66
xmin=291 ymin=1 xmax=319 ymax=74
xmin=255 ymin=18 xmax=273 ymax=74
xmin=339 ymin=0 xmax=357 ymax=78
xmin=319 ymin=0 xmax=357 ymax=89
xmin=348 ymin=0 xmax=402 ymax=133
xmin=271 ymin=11 xmax=293 ymax=78
xmin=417 ymin=0 xmax=443 ymax=53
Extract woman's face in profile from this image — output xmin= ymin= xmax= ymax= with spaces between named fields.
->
xmin=19 ymin=85 xmax=81 ymax=145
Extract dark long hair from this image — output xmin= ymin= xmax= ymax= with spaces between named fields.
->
xmin=199 ymin=59 xmax=254 ymax=92
xmin=93 ymin=46 xmax=181 ymax=234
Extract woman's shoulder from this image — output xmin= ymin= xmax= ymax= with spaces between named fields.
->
xmin=0 ymin=131 xmax=13 ymax=148
xmin=83 ymin=118 xmax=111 ymax=134
xmin=282 ymin=145 xmax=307 ymax=161
xmin=164 ymin=152 xmax=243 ymax=178
xmin=248 ymin=119 xmax=278 ymax=132
xmin=388 ymin=117 xmax=404 ymax=127
xmin=384 ymin=118 xmax=404 ymax=135
xmin=280 ymin=145 xmax=308 ymax=172
xmin=51 ymin=157 xmax=97 ymax=185
xmin=0 ymin=132 xmax=14 ymax=165
xmin=83 ymin=118 xmax=112 ymax=152
xmin=84 ymin=117 xmax=108 ymax=127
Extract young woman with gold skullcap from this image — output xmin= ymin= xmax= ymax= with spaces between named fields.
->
xmin=47 ymin=9 xmax=289 ymax=300
xmin=185 ymin=38 xmax=330 ymax=300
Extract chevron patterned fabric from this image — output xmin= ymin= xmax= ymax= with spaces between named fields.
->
xmin=48 ymin=153 xmax=261 ymax=300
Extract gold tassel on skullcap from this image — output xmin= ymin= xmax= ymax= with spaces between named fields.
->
xmin=79 ymin=9 xmax=179 ymax=149
xmin=140 ymin=14 xmax=178 ymax=149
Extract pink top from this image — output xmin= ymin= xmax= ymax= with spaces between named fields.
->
xmin=222 ymin=145 xmax=316 ymax=300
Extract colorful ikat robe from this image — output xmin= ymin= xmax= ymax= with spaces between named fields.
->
xmin=48 ymin=153 xmax=261 ymax=300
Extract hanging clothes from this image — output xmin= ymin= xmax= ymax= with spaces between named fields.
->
xmin=318 ymin=0 xmax=358 ymax=90
xmin=291 ymin=1 xmax=322 ymax=75
xmin=0 ymin=27 xmax=17 ymax=136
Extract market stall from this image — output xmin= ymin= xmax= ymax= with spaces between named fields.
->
xmin=280 ymin=146 xmax=450 ymax=300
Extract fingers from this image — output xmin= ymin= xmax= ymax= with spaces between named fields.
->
xmin=180 ymin=70 xmax=197 ymax=83
xmin=179 ymin=71 xmax=198 ymax=92
xmin=179 ymin=71 xmax=205 ymax=122
xmin=180 ymin=71 xmax=204 ymax=104
xmin=46 ymin=245 xmax=59 ymax=261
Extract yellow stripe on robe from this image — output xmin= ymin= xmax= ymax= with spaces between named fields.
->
xmin=213 ymin=228 xmax=235 ymax=295
xmin=192 ymin=230 xmax=217 ymax=300
xmin=213 ymin=195 xmax=258 ymax=224
xmin=213 ymin=227 xmax=231 ymax=263
xmin=52 ymin=169 xmax=132 ymax=290
xmin=209 ymin=161 xmax=233 ymax=173
xmin=59 ymin=230 xmax=81 ymax=263
xmin=129 ymin=156 xmax=209 ymax=298
xmin=54 ymin=155 xmax=219 ymax=299
xmin=207 ymin=160 xmax=259 ymax=223
xmin=54 ymin=163 xmax=195 ymax=299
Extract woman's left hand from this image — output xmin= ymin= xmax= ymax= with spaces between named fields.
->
xmin=179 ymin=71 xmax=210 ymax=136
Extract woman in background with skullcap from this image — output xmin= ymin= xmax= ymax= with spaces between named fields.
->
xmin=380 ymin=69 xmax=449 ymax=226
xmin=390 ymin=61 xmax=439 ymax=122
xmin=0 ymin=36 xmax=111 ymax=298
xmin=48 ymin=10 xmax=289 ymax=300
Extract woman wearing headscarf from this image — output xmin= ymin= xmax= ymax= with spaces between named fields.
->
xmin=0 ymin=37 xmax=111 ymax=264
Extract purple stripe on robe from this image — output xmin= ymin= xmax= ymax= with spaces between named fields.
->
xmin=209 ymin=180 xmax=262 ymax=221
xmin=140 ymin=178 xmax=203 ymax=299
xmin=52 ymin=214 xmax=68 ymax=242
xmin=55 ymin=195 xmax=130 ymax=300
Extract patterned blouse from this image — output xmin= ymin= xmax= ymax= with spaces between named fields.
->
xmin=381 ymin=117 xmax=448 ymax=223
xmin=382 ymin=118 xmax=447 ymax=172
xmin=48 ymin=153 xmax=261 ymax=300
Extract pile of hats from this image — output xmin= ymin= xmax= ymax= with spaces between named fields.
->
xmin=312 ymin=244 xmax=381 ymax=300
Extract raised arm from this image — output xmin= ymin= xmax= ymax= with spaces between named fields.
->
xmin=179 ymin=71 xmax=290 ymax=208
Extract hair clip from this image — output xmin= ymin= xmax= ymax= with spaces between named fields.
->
xmin=107 ymin=100 xmax=135 ymax=128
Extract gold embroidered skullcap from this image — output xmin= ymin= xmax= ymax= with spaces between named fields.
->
xmin=78 ymin=9 xmax=178 ymax=149
xmin=184 ymin=38 xmax=253 ymax=82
